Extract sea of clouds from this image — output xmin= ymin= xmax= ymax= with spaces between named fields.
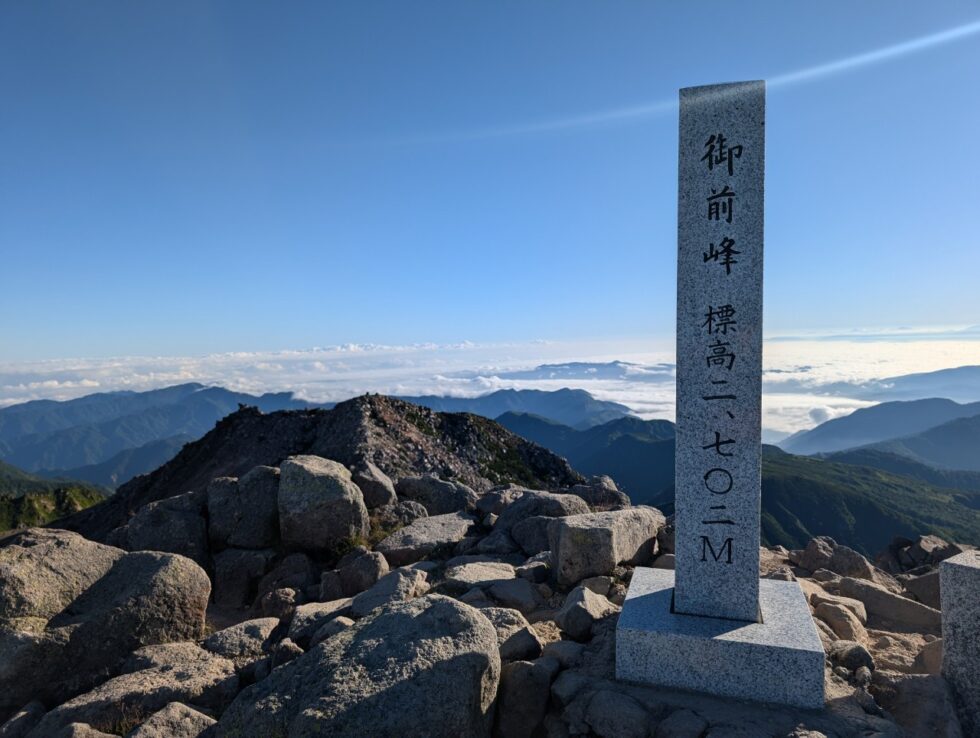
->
xmin=2 ymin=332 xmax=978 ymax=435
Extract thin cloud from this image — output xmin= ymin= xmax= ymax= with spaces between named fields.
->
xmin=401 ymin=18 xmax=980 ymax=143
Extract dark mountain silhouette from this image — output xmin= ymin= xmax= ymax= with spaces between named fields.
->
xmin=859 ymin=413 xmax=980 ymax=472
xmin=40 ymin=435 xmax=194 ymax=489
xmin=54 ymin=394 xmax=584 ymax=542
xmin=779 ymin=398 xmax=980 ymax=456
xmin=491 ymin=360 xmax=674 ymax=383
xmin=401 ymin=388 xmax=630 ymax=429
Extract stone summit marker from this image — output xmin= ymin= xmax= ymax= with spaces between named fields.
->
xmin=616 ymin=81 xmax=825 ymax=708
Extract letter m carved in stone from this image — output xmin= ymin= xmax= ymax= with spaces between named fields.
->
xmin=700 ymin=536 xmax=733 ymax=564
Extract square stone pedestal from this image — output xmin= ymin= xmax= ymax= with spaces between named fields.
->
xmin=941 ymin=549 xmax=980 ymax=735
xmin=616 ymin=567 xmax=825 ymax=709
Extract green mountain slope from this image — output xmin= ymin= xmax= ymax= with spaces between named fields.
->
xmin=823 ymin=447 xmax=980 ymax=494
xmin=0 ymin=460 xmax=107 ymax=532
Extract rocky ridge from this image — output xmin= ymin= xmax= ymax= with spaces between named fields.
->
xmin=1 ymin=442 xmax=972 ymax=735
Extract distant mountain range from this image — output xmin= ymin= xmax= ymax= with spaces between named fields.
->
xmin=0 ymin=384 xmax=629 ymax=488
xmin=497 ymin=412 xmax=980 ymax=555
xmin=779 ymin=398 xmax=980 ymax=456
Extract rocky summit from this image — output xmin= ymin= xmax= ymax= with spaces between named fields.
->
xmin=0 ymin=399 xmax=970 ymax=736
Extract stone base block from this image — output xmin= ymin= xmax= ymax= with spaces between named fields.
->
xmin=941 ymin=550 xmax=980 ymax=736
xmin=616 ymin=567 xmax=825 ymax=709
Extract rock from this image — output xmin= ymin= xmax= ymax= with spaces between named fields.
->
xmin=310 ymin=616 xmax=354 ymax=647
xmin=582 ymin=689 xmax=651 ymax=738
xmin=350 ymin=567 xmax=428 ymax=618
xmin=903 ymin=569 xmax=941 ymax=609
xmin=117 ymin=491 xmax=209 ymax=567
xmin=278 ymin=455 xmax=369 ymax=551
xmin=127 ymin=702 xmax=216 ymax=738
xmin=213 ymin=595 xmax=500 ymax=738
xmin=908 ymin=534 xmax=959 ymax=566
xmin=806 ymin=587 xmax=867 ymax=624
xmin=212 ymin=548 xmax=276 ymax=609
xmin=555 ymin=586 xmax=620 ymax=641
xmin=52 ymin=726 xmax=116 ymax=738
xmin=657 ymin=518 xmax=675 ymax=554
xmin=480 ymin=607 xmax=543 ymax=661
xmin=494 ymin=657 xmax=560 ymax=738
xmin=516 ymin=560 xmax=550 ymax=583
xmin=0 ymin=701 xmax=45 ymax=738
xmin=374 ymin=512 xmax=475 ymax=566
xmin=495 ymin=491 xmax=589 ymax=533
xmin=0 ymin=529 xmax=210 ymax=720
xmin=510 ymin=516 xmax=554 ymax=556
xmin=254 ymin=553 xmax=316 ymax=604
xmin=350 ymin=461 xmax=397 ymax=509
xmin=815 ymin=602 xmax=868 ymax=643
xmin=542 ymin=640 xmax=584 ymax=669
xmin=337 ymin=549 xmax=389 ymax=596
xmin=444 ymin=562 xmax=516 ymax=590
xmin=489 ymin=578 xmax=540 ymax=614
xmin=256 ymin=587 xmax=301 ymax=620
xmin=203 ymin=617 xmax=279 ymax=667
xmin=654 ymin=708 xmax=709 ymax=738
xmin=395 ymin=475 xmax=478 ymax=515
xmin=912 ymin=638 xmax=943 ymax=675
xmin=208 ymin=467 xmax=281 ymax=550
xmin=476 ymin=529 xmax=520 ymax=556
xmin=26 ymin=643 xmax=237 ymax=737
xmin=548 ymin=507 xmax=665 ymax=586
xmin=319 ymin=570 xmax=344 ymax=600
xmin=838 ymin=577 xmax=941 ymax=631
xmin=827 ymin=640 xmax=875 ymax=672
xmin=653 ymin=553 xmax=676 ymax=570
xmin=799 ymin=536 xmax=878 ymax=581
xmin=871 ymin=671 xmax=964 ymax=738
xmin=373 ymin=500 xmax=429 ymax=529
xmin=288 ymin=599 xmax=353 ymax=646
xmin=271 ymin=638 xmax=304 ymax=668
xmin=580 ymin=576 xmax=613 ymax=597
xmin=568 ymin=476 xmax=631 ymax=509
xmin=475 ymin=485 xmax=529 ymax=516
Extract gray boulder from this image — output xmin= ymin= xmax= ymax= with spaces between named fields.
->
xmin=479 ymin=607 xmax=543 ymax=661
xmin=0 ymin=701 xmax=45 ymax=738
xmin=374 ymin=511 xmax=475 ymax=566
xmin=213 ymin=595 xmax=500 ymax=738
xmin=208 ymin=467 xmax=281 ymax=550
xmin=127 ymin=702 xmax=215 ymax=738
xmin=288 ymin=599 xmax=353 ymax=646
xmin=494 ymin=657 xmax=560 ymax=738
xmin=549 ymin=507 xmax=665 ymax=586
xmin=26 ymin=643 xmax=236 ymax=737
xmin=495 ymin=491 xmax=589 ymax=533
xmin=350 ymin=461 xmax=397 ymax=508
xmin=555 ymin=586 xmax=620 ymax=641
xmin=510 ymin=516 xmax=553 ymax=556
xmin=115 ymin=491 xmax=209 ymax=567
xmin=568 ymin=476 xmax=631 ymax=509
xmin=337 ymin=548 xmax=389 ymax=596
xmin=203 ymin=617 xmax=279 ymax=667
xmin=350 ymin=568 xmax=428 ymax=618
xmin=395 ymin=475 xmax=479 ymax=515
xmin=278 ymin=455 xmax=369 ymax=551
xmin=839 ymin=577 xmax=941 ymax=631
xmin=253 ymin=553 xmax=316 ymax=605
xmin=373 ymin=500 xmax=429 ymax=529
xmin=903 ymin=569 xmax=941 ymax=609
xmin=212 ymin=548 xmax=276 ymax=609
xmin=444 ymin=561 xmax=516 ymax=591
xmin=0 ymin=529 xmax=210 ymax=720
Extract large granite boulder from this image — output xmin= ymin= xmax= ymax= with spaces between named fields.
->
xmin=350 ymin=568 xmax=428 ymax=618
xmin=25 ymin=643 xmax=237 ymax=737
xmin=350 ymin=461 xmax=397 ymax=509
xmin=0 ymin=529 xmax=210 ymax=721
xmin=212 ymin=548 xmax=276 ymax=609
xmin=203 ymin=617 xmax=279 ymax=668
xmin=374 ymin=511 xmax=475 ymax=566
xmin=111 ymin=491 xmax=209 ymax=568
xmin=567 ymin=476 xmax=631 ymax=509
xmin=494 ymin=491 xmax=589 ymax=533
xmin=127 ymin=702 xmax=216 ymax=738
xmin=838 ymin=577 xmax=941 ymax=631
xmin=548 ymin=507 xmax=665 ymax=586
xmin=278 ymin=456 xmax=370 ymax=551
xmin=207 ymin=466 xmax=281 ymax=550
xmin=395 ymin=475 xmax=479 ymax=515
xmin=213 ymin=595 xmax=500 ymax=738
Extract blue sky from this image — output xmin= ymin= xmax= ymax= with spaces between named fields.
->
xmin=3 ymin=2 xmax=980 ymax=361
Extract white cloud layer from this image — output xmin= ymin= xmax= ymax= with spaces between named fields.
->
xmin=1 ymin=334 xmax=978 ymax=434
